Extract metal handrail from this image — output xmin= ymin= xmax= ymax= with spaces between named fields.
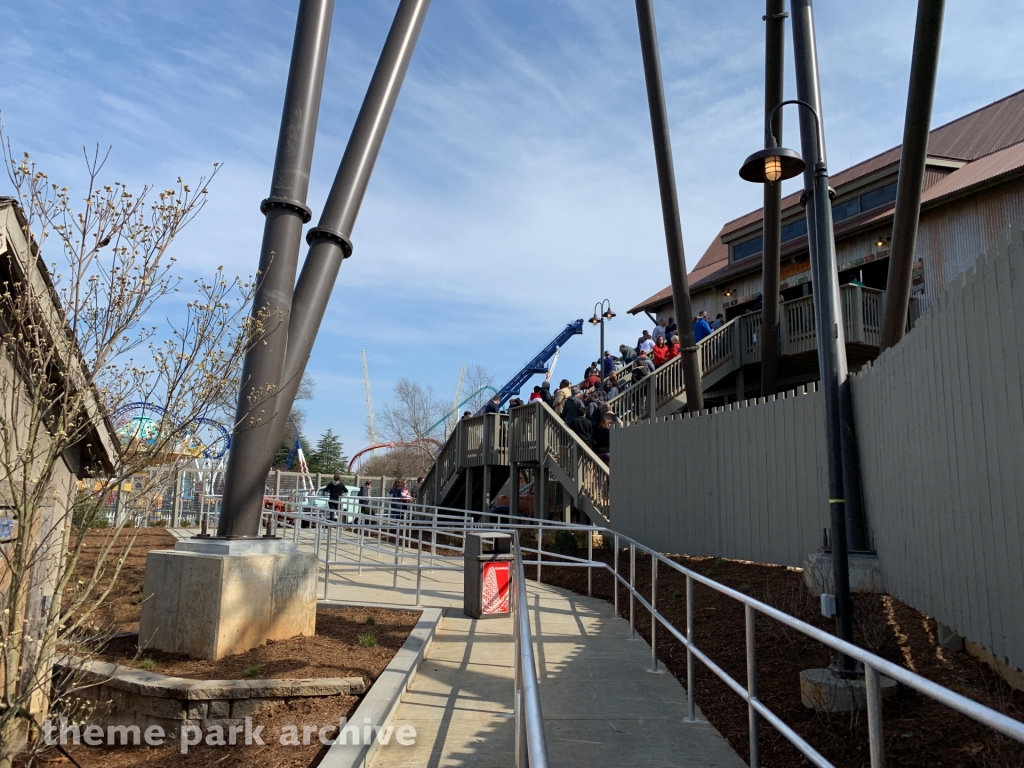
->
xmin=513 ymin=532 xmax=550 ymax=768
xmin=265 ymin=502 xmax=1024 ymax=768
xmin=260 ymin=497 xmax=552 ymax=765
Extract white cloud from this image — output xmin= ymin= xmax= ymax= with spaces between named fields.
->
xmin=2 ymin=0 xmax=1022 ymax=454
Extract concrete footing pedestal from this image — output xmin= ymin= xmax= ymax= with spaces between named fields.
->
xmin=803 ymin=550 xmax=885 ymax=596
xmin=138 ymin=538 xmax=317 ymax=661
xmin=800 ymin=668 xmax=897 ymax=712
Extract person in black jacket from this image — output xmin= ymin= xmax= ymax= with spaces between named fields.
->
xmin=568 ymin=413 xmax=593 ymax=446
xmin=562 ymin=386 xmax=584 ymax=423
xmin=324 ymin=473 xmax=347 ymax=521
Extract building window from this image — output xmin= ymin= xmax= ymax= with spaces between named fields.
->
xmin=781 ymin=217 xmax=807 ymax=242
xmin=859 ymin=181 xmax=898 ymax=212
xmin=832 ymin=197 xmax=860 ymax=222
xmin=732 ymin=236 xmax=764 ymax=261
xmin=729 ymin=180 xmax=898 ymax=264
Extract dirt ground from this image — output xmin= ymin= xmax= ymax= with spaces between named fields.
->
xmin=527 ymin=545 xmax=1024 ymax=768
xmin=65 ymin=527 xmax=178 ymax=634
xmin=31 ymin=530 xmax=419 ymax=767
xmin=95 ymin=606 xmax=419 ymax=682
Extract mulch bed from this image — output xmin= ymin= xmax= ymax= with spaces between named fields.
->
xmin=94 ymin=606 xmax=420 ymax=682
xmin=526 ymin=544 xmax=1024 ymax=768
xmin=32 ymin=530 xmax=419 ymax=767
xmin=66 ymin=528 xmax=179 ymax=634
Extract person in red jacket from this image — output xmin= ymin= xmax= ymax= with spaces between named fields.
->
xmin=665 ymin=335 xmax=681 ymax=362
xmin=651 ymin=335 xmax=669 ymax=367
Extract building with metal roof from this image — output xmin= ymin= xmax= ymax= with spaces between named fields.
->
xmin=619 ymin=89 xmax=1024 ymax=405
xmin=631 ymin=89 xmax=1024 ymax=328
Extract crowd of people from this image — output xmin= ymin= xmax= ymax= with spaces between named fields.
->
xmin=460 ymin=313 xmax=729 ymax=466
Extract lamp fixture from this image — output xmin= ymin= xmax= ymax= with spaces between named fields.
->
xmin=589 ymin=315 xmax=600 ymax=325
xmin=739 ymin=100 xmax=826 ymax=186
xmin=602 ymin=309 xmax=616 ymax=319
xmin=739 ymin=138 xmax=806 ymax=184
xmin=875 ymin=236 xmax=889 ymax=248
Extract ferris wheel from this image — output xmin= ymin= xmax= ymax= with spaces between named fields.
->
xmin=109 ymin=402 xmax=231 ymax=460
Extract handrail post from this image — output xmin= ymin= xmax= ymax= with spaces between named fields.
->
xmin=536 ymin=520 xmax=543 ymax=583
xmin=746 ymin=603 xmax=760 ymax=767
xmin=649 ymin=555 xmax=660 ymax=673
xmin=685 ymin=574 xmax=696 ymax=722
xmin=430 ymin=507 xmax=437 ymax=572
xmin=415 ymin=525 xmax=423 ymax=606
xmin=613 ymin=534 xmax=620 ymax=616
xmin=171 ymin=468 xmax=182 ymax=528
xmin=629 ymin=543 xmax=636 ymax=639
xmin=323 ymin=523 xmax=332 ymax=600
xmin=587 ymin=528 xmax=593 ymax=597
xmin=866 ymin=665 xmax=886 ymax=767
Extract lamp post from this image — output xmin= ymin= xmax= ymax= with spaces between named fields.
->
xmin=739 ymin=95 xmax=856 ymax=676
xmin=589 ymin=300 xmax=616 ymax=386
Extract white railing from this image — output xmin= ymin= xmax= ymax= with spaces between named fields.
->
xmin=268 ymin=501 xmax=1024 ymax=768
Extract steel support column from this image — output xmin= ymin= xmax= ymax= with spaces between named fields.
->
xmin=760 ymin=0 xmax=786 ymax=397
xmin=217 ymin=0 xmax=335 ymax=538
xmin=260 ymin=0 xmax=433 ymax=471
xmin=880 ymin=0 xmax=945 ymax=351
xmin=634 ymin=0 xmax=703 ymax=413
xmin=790 ymin=0 xmax=856 ymax=673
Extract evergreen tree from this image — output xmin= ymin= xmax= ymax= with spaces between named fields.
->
xmin=307 ymin=429 xmax=349 ymax=475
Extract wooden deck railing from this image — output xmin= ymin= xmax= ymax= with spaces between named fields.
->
xmin=421 ymin=286 xmax=884 ymax=513
xmin=608 ymin=284 xmax=885 ymax=422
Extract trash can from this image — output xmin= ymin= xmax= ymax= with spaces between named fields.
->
xmin=463 ymin=531 xmax=514 ymax=619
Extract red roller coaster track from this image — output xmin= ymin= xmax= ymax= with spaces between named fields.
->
xmin=349 ymin=439 xmax=442 ymax=471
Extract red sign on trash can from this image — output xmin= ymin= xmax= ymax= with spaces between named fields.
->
xmin=481 ymin=561 xmax=510 ymax=614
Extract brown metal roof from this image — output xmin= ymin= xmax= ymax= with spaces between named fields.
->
xmin=628 ymin=89 xmax=1024 ymax=315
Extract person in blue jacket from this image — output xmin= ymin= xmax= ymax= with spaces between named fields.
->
xmin=694 ymin=312 xmax=713 ymax=342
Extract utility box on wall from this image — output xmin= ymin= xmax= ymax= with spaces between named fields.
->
xmin=463 ymin=532 xmax=513 ymax=619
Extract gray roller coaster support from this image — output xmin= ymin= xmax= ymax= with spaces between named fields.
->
xmin=634 ymin=0 xmax=703 ymax=412
xmin=880 ymin=0 xmax=945 ymax=351
xmin=217 ymin=0 xmax=335 ymax=538
xmin=259 ymin=0 xmax=433 ymax=471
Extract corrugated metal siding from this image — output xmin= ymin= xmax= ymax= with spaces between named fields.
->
xmin=610 ymin=385 xmax=828 ymax=568
xmin=915 ymin=179 xmax=1024 ymax=314
xmin=851 ymin=219 xmax=1024 ymax=672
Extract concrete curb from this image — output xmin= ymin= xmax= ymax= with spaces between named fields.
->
xmin=317 ymin=605 xmax=443 ymax=768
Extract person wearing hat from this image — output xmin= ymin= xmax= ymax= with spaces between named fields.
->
xmin=637 ymin=350 xmax=655 ymax=373
xmin=562 ymin=385 xmax=584 ymax=423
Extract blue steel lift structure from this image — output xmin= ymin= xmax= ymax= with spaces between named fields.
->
xmin=491 ymin=319 xmax=584 ymax=408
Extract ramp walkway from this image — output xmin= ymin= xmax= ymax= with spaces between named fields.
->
xmin=316 ymin=536 xmax=744 ymax=768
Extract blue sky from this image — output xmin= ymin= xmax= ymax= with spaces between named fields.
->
xmin=2 ymin=0 xmax=1022 ymax=458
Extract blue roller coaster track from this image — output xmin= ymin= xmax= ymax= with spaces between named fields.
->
xmin=492 ymin=319 xmax=584 ymax=408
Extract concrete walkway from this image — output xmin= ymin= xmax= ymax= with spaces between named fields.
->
xmin=170 ymin=529 xmax=745 ymax=767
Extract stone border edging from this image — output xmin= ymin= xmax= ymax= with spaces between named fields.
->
xmin=317 ymin=603 xmax=443 ymax=768
xmin=67 ymin=658 xmax=366 ymax=700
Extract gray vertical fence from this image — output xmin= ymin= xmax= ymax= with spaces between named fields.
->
xmin=851 ymin=222 xmax=1024 ymax=673
xmin=611 ymin=384 xmax=828 ymax=568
